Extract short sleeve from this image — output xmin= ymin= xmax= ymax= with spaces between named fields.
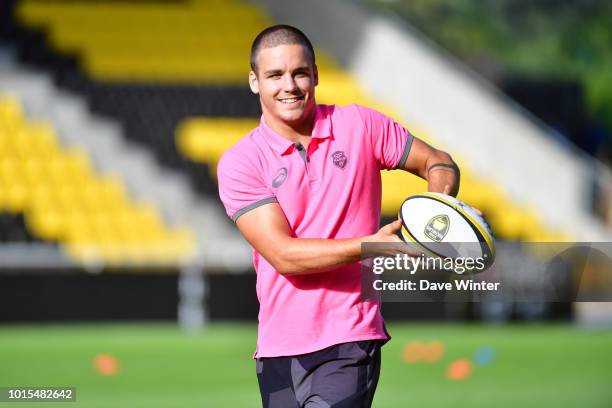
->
xmin=356 ymin=105 xmax=414 ymax=170
xmin=217 ymin=151 xmax=277 ymax=222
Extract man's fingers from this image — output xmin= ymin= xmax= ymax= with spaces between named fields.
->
xmin=392 ymin=219 xmax=403 ymax=229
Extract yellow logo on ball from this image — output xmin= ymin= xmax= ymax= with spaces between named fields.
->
xmin=424 ymin=215 xmax=450 ymax=242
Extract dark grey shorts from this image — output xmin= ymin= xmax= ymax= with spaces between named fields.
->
xmin=256 ymin=340 xmax=382 ymax=408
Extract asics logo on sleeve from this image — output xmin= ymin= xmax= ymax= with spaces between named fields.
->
xmin=272 ymin=167 xmax=288 ymax=187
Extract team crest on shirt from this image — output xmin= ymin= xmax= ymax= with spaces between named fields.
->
xmin=272 ymin=167 xmax=288 ymax=188
xmin=331 ymin=151 xmax=348 ymax=169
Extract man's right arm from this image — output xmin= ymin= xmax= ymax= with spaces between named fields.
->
xmin=235 ymin=202 xmax=404 ymax=276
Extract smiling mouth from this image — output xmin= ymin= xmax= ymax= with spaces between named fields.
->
xmin=278 ymin=96 xmax=304 ymax=104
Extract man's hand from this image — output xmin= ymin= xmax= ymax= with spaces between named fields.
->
xmin=365 ymin=219 xmax=404 ymax=244
xmin=442 ymin=184 xmax=484 ymax=217
xmin=363 ymin=219 xmax=422 ymax=258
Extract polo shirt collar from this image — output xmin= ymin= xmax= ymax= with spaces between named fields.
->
xmin=258 ymin=105 xmax=333 ymax=155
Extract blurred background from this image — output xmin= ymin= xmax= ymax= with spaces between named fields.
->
xmin=0 ymin=0 xmax=611 ymax=407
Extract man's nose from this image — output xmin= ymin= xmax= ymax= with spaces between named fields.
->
xmin=282 ymin=74 xmax=298 ymax=92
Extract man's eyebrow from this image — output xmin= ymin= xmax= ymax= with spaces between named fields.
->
xmin=263 ymin=66 xmax=311 ymax=76
xmin=263 ymin=69 xmax=283 ymax=76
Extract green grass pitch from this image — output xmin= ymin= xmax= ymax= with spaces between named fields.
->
xmin=1 ymin=322 xmax=611 ymax=407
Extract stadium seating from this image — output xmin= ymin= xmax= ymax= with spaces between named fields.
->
xmin=16 ymin=0 xmax=270 ymax=83
xmin=0 ymin=94 xmax=196 ymax=265
xmin=5 ymin=0 xmax=570 ymax=242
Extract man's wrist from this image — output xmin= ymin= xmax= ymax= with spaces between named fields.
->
xmin=360 ymin=234 xmax=375 ymax=245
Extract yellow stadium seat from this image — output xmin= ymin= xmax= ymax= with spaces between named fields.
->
xmin=176 ymin=117 xmax=258 ymax=177
xmin=0 ymin=94 xmax=197 ymax=264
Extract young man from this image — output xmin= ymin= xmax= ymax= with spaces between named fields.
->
xmin=217 ymin=25 xmax=459 ymax=408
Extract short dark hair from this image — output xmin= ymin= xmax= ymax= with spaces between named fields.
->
xmin=250 ymin=25 xmax=316 ymax=73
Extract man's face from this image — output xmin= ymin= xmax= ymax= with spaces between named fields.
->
xmin=249 ymin=44 xmax=318 ymax=128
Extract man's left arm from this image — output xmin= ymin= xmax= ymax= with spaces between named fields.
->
xmin=402 ymin=137 xmax=460 ymax=196
xmin=355 ymin=105 xmax=459 ymax=196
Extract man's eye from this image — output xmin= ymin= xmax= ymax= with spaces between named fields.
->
xmin=269 ymin=74 xmax=281 ymax=79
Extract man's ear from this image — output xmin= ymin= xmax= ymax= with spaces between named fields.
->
xmin=249 ymin=71 xmax=259 ymax=94
xmin=313 ymin=64 xmax=319 ymax=87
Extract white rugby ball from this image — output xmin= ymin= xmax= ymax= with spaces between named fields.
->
xmin=399 ymin=192 xmax=495 ymax=270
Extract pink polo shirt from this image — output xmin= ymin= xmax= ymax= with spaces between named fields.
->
xmin=217 ymin=104 xmax=413 ymax=358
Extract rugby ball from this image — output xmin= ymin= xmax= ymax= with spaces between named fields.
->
xmin=399 ymin=192 xmax=495 ymax=271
